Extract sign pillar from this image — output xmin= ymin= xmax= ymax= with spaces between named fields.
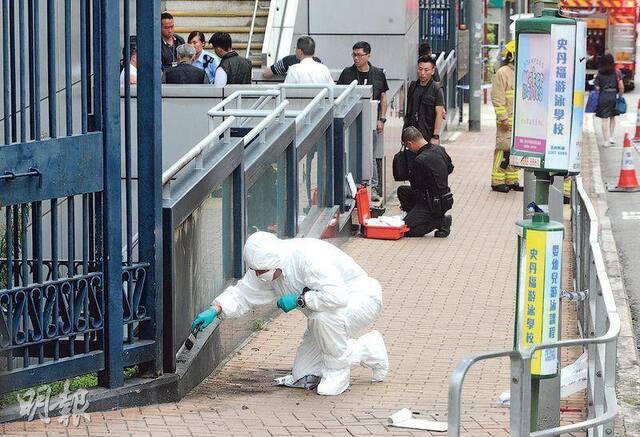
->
xmin=510 ymin=8 xmax=585 ymax=431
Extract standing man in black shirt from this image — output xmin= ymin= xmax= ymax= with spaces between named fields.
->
xmin=418 ymin=42 xmax=441 ymax=82
xmin=403 ymin=56 xmax=445 ymax=146
xmin=210 ymin=32 xmax=252 ymax=86
xmin=338 ymin=42 xmax=389 ymax=200
xmin=397 ymin=127 xmax=454 ymax=238
xmin=161 ymin=12 xmax=185 ymax=70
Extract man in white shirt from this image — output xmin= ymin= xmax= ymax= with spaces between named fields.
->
xmin=285 ymin=36 xmax=334 ymax=85
xmin=120 ymin=44 xmax=137 ymax=91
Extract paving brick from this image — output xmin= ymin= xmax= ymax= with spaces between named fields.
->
xmin=10 ymin=106 xmax=587 ymax=436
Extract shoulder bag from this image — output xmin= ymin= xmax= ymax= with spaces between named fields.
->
xmin=392 ymin=143 xmax=411 ymax=182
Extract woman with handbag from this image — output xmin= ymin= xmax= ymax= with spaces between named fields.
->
xmin=594 ymin=53 xmax=625 ymax=146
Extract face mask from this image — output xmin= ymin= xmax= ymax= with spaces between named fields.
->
xmin=256 ymin=269 xmax=278 ymax=283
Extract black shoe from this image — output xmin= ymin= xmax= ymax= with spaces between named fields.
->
xmin=434 ymin=215 xmax=452 ymax=238
xmin=509 ymin=183 xmax=524 ymax=192
xmin=492 ymin=184 xmax=510 ymax=193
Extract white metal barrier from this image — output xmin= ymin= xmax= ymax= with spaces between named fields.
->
xmin=447 ymin=176 xmax=619 ymax=436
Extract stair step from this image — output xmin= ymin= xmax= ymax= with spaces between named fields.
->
xmin=164 ymin=1 xmax=270 ymax=12
xmin=205 ymin=42 xmax=263 ymax=50
xmin=174 ymin=26 xmax=266 ymax=34
xmin=172 ymin=16 xmax=267 ymax=30
xmin=169 ymin=10 xmax=269 ymax=18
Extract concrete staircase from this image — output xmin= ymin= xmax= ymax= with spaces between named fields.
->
xmin=163 ymin=0 xmax=271 ymax=67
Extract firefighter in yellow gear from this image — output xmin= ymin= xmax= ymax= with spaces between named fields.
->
xmin=563 ymin=176 xmax=572 ymax=204
xmin=491 ymin=40 xmax=522 ymax=193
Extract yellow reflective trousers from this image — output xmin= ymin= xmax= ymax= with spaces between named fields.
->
xmin=492 ymin=149 xmax=520 ymax=186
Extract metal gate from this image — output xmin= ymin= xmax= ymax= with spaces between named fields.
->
xmin=0 ymin=0 xmax=162 ymax=394
xmin=419 ymin=0 xmax=457 ymax=55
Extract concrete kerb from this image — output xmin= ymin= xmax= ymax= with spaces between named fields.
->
xmin=584 ymin=122 xmax=640 ymax=435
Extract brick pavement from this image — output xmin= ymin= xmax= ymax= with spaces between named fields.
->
xmin=1 ymin=107 xmax=585 ymax=436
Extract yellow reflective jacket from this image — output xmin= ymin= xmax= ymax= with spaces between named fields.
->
xmin=491 ymin=63 xmax=515 ymax=151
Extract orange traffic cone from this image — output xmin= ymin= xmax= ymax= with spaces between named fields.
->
xmin=635 ymin=100 xmax=640 ymax=142
xmin=609 ymin=134 xmax=640 ymax=192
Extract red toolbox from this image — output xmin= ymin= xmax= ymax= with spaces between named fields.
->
xmin=355 ymin=186 xmax=409 ymax=240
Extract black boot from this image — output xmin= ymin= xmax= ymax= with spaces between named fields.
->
xmin=492 ymin=184 xmax=510 ymax=193
xmin=434 ymin=215 xmax=452 ymax=238
xmin=508 ymin=183 xmax=524 ymax=192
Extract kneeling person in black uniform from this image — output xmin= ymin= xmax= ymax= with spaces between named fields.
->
xmin=397 ymin=127 xmax=454 ymax=238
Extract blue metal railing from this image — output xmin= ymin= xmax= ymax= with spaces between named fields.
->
xmin=0 ymin=0 xmax=163 ymax=394
xmin=419 ymin=0 xmax=457 ymax=55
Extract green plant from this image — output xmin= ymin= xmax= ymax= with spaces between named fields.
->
xmin=0 ymin=366 xmax=140 ymax=409
xmin=0 ymin=373 xmax=98 ymax=409
xmin=253 ymin=318 xmax=267 ymax=331
xmin=0 ymin=207 xmax=26 ymax=288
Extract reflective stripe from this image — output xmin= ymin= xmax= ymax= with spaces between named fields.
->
xmin=495 ymin=107 xmax=507 ymax=114
xmin=505 ymin=90 xmax=515 ymax=98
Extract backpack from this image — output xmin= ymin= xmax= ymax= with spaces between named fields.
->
xmin=393 ymin=143 xmax=412 ymax=181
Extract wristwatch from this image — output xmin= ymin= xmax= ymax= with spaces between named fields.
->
xmin=431 ymin=134 xmax=440 ymax=140
xmin=297 ymin=287 xmax=310 ymax=308
xmin=379 ymin=118 xmax=387 ymax=123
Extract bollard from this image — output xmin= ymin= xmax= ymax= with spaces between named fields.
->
xmin=608 ymin=133 xmax=640 ymax=192
xmin=634 ymin=100 xmax=640 ymax=142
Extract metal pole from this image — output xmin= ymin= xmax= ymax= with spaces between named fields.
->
xmin=536 ymin=174 xmax=563 ymax=431
xmin=137 ymin=0 xmax=164 ymax=376
xmin=468 ymin=0 xmax=483 ymax=131
xmin=522 ymin=4 xmax=562 ymax=430
xmin=97 ymin=0 xmax=124 ymax=389
xmin=533 ymin=0 xmax=545 ymax=16
xmin=523 ymin=170 xmax=536 ymax=219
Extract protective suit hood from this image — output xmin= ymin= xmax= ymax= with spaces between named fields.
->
xmin=244 ymin=231 xmax=287 ymax=271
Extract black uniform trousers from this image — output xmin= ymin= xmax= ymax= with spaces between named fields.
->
xmin=397 ymin=185 xmax=445 ymax=237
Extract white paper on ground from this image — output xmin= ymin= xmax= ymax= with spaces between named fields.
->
xmin=497 ymin=351 xmax=589 ymax=405
xmin=387 ymin=408 xmax=448 ymax=432
xmin=560 ymin=351 xmax=588 ymax=398
xmin=273 ymin=374 xmax=320 ymax=390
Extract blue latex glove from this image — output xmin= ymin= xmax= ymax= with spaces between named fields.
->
xmin=191 ymin=307 xmax=218 ymax=331
xmin=277 ymin=293 xmax=299 ymax=313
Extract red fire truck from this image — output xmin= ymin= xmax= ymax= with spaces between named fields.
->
xmin=560 ymin=0 xmax=638 ymax=90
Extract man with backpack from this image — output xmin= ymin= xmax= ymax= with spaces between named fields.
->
xmin=397 ymin=127 xmax=454 ymax=238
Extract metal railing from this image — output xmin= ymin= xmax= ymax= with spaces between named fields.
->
xmin=208 ymin=85 xmax=340 ymax=134
xmin=0 ymin=0 xmax=163 ymax=395
xmin=246 ymin=0 xmax=261 ymax=58
xmin=419 ymin=0 xmax=456 ymax=54
xmin=435 ymin=50 xmax=458 ymax=130
xmin=334 ymin=80 xmax=359 ymax=107
xmin=295 ymin=88 xmax=328 ymax=127
xmin=262 ymin=0 xmax=291 ymax=66
xmin=447 ymin=176 xmax=619 ymax=436
xmin=162 ymin=116 xmax=236 ymax=198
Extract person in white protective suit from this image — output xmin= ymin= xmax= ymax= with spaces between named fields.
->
xmin=191 ymin=231 xmax=389 ymax=396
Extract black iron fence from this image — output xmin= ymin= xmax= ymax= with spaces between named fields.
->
xmin=0 ymin=0 xmax=163 ymax=395
xmin=419 ymin=0 xmax=457 ymax=55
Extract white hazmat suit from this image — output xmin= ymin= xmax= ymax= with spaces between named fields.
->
xmin=212 ymin=232 xmax=389 ymax=396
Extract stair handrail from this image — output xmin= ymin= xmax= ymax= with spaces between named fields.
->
xmin=246 ymin=0 xmax=260 ymax=58
xmin=262 ymin=0 xmax=292 ymax=66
